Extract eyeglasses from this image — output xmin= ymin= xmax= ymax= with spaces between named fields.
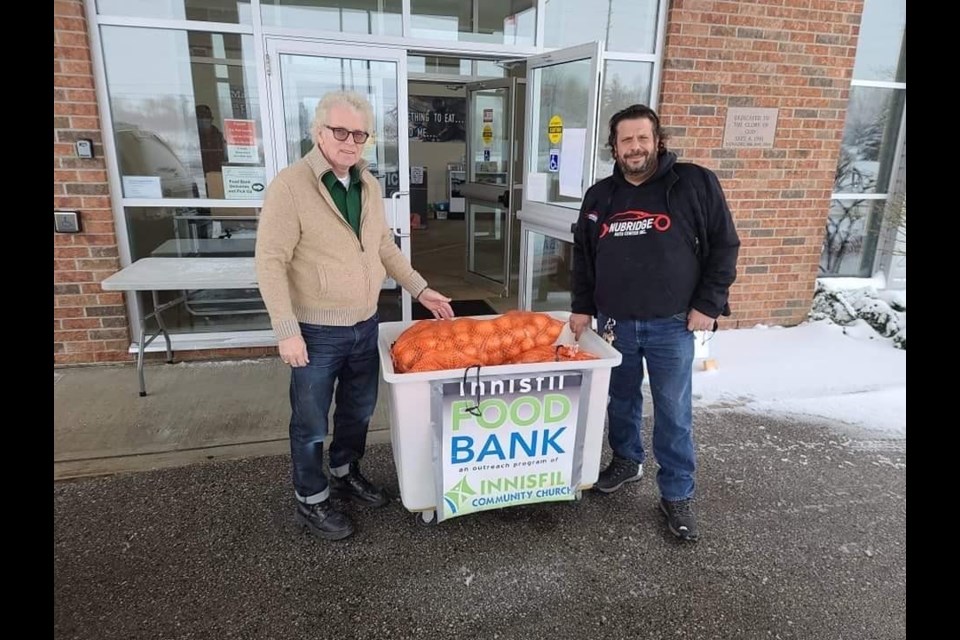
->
xmin=325 ymin=125 xmax=370 ymax=144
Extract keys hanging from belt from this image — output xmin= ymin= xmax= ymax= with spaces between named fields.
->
xmin=602 ymin=317 xmax=616 ymax=345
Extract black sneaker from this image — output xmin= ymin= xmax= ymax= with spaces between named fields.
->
xmin=295 ymin=500 xmax=354 ymax=541
xmin=659 ymin=497 xmax=700 ymax=542
xmin=329 ymin=462 xmax=390 ymax=507
xmin=594 ymin=456 xmax=643 ymax=493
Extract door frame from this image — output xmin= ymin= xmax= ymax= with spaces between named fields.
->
xmin=264 ymin=37 xmax=414 ymax=321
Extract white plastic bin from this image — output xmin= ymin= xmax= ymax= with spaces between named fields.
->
xmin=377 ymin=310 xmax=622 ymax=518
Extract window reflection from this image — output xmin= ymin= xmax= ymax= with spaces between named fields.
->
xmin=96 ymin=0 xmax=251 ymax=23
xmin=820 ymin=199 xmax=887 ymax=277
xmin=820 ymin=0 xmax=905 ymax=278
xmin=852 ymin=0 xmax=906 ymax=82
xmin=544 ymin=0 xmax=659 ymax=53
xmin=123 ymin=206 xmax=269 ymax=334
xmin=529 ymin=232 xmax=573 ymax=311
xmin=408 ymin=55 xmax=472 ymax=78
xmin=594 ymin=60 xmax=653 ymax=181
xmin=410 ymin=0 xmax=535 ymax=45
xmin=124 ymin=207 xmax=259 ymax=261
xmin=834 ymin=86 xmax=905 ymax=195
xmin=260 ymin=0 xmax=402 ymax=36
xmin=101 ymin=28 xmax=263 ymax=201
xmin=529 ymin=58 xmax=591 ymax=207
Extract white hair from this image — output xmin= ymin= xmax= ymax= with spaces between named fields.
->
xmin=311 ymin=91 xmax=375 ymax=142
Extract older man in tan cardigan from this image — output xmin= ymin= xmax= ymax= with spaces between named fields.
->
xmin=256 ymin=90 xmax=454 ymax=541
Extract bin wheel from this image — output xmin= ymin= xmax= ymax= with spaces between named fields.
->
xmin=574 ymin=489 xmax=583 ymax=502
xmin=416 ymin=510 xmax=437 ymax=527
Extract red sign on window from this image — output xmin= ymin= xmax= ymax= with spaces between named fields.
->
xmin=224 ymin=119 xmax=256 ymax=146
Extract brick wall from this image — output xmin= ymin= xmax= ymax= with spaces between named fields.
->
xmin=660 ymin=0 xmax=862 ymax=327
xmin=54 ymin=0 xmax=130 ymax=363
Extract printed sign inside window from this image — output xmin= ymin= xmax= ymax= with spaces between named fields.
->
xmin=408 ymin=95 xmax=466 ymax=142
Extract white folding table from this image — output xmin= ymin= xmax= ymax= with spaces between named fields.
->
xmin=100 ymin=257 xmax=260 ymax=396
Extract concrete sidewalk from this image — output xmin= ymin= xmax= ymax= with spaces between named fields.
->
xmin=54 ymin=359 xmax=906 ymax=639
xmin=54 ymin=358 xmax=396 ymax=480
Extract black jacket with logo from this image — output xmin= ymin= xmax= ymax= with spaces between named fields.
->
xmin=571 ymin=151 xmax=740 ymax=321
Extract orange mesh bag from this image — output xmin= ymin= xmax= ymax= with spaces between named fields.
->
xmin=505 ymin=344 xmax=599 ymax=365
xmin=390 ymin=311 xmax=598 ymax=373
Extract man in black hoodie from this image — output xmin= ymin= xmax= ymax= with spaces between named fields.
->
xmin=570 ymin=104 xmax=740 ymax=542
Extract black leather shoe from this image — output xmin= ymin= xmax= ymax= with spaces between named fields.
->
xmin=295 ymin=500 xmax=354 ymax=541
xmin=329 ymin=462 xmax=390 ymax=507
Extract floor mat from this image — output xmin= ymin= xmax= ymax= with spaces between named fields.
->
xmin=413 ymin=298 xmax=497 ymax=320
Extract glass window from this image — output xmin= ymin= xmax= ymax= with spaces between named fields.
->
xmin=277 ymin=54 xmax=401 ymax=195
xmin=467 ymin=201 xmax=508 ymax=282
xmin=474 ymin=60 xmax=507 ymax=79
xmin=411 ymin=0 xmax=470 ymax=41
xmin=528 ymin=58 xmax=592 ymax=208
xmin=820 ymin=0 xmax=905 ymax=278
xmin=469 ymin=86 xmax=510 ymax=184
xmin=543 ymin=0 xmax=659 ymax=53
xmin=125 ymin=207 xmax=260 ymax=261
xmin=853 ymin=0 xmax=906 ymax=82
xmin=408 ymin=55 xmax=472 ymax=78
xmin=407 ymin=56 xmax=506 ymax=80
xmin=260 ymin=0 xmax=402 ymax=36
xmin=527 ymin=231 xmax=574 ymax=311
xmin=123 ymin=206 xmax=269 ymax=334
xmin=594 ymin=60 xmax=654 ymax=180
xmin=479 ymin=0 xmax=536 ymax=46
xmin=820 ymin=200 xmax=887 ymax=277
xmin=835 ymin=86 xmax=905 ymax=195
xmin=96 ymin=0 xmax=252 ymax=23
xmin=410 ymin=0 xmax=535 ymax=46
xmin=101 ymin=27 xmax=263 ymax=201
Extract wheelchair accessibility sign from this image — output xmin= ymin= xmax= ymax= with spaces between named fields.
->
xmin=548 ymin=148 xmax=560 ymax=172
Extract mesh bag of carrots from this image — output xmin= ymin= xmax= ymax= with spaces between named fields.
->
xmin=390 ymin=310 xmax=598 ymax=373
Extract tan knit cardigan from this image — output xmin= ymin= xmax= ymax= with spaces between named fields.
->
xmin=255 ymin=147 xmax=428 ymax=340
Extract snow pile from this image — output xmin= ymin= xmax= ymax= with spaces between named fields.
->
xmin=809 ymin=280 xmax=906 ymax=350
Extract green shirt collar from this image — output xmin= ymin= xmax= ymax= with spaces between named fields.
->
xmin=320 ymin=165 xmax=361 ymax=190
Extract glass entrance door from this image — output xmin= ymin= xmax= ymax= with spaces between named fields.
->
xmin=518 ymin=42 xmax=603 ymax=311
xmin=462 ymin=77 xmax=522 ymax=297
xmin=264 ymin=39 xmax=413 ymax=322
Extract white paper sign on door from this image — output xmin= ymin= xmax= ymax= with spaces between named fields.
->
xmin=526 ymin=172 xmax=548 ymax=203
xmin=122 ymin=176 xmax=163 ymax=199
xmin=559 ymin=128 xmax=586 ymax=198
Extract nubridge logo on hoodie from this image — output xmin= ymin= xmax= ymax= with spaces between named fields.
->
xmin=599 ymin=210 xmax=671 ymax=238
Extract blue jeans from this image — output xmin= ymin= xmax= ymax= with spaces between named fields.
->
xmin=599 ymin=312 xmax=696 ymax=501
xmin=289 ymin=315 xmax=379 ymax=504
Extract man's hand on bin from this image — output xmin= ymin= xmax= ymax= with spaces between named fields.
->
xmin=279 ymin=335 xmax=309 ymax=367
xmin=569 ymin=313 xmax=592 ymax=340
xmin=418 ymin=287 xmax=455 ymax=320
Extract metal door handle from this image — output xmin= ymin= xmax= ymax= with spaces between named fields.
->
xmin=391 ymin=190 xmax=410 ymax=239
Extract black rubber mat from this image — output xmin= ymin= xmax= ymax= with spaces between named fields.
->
xmin=412 ymin=298 xmax=497 ymax=320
